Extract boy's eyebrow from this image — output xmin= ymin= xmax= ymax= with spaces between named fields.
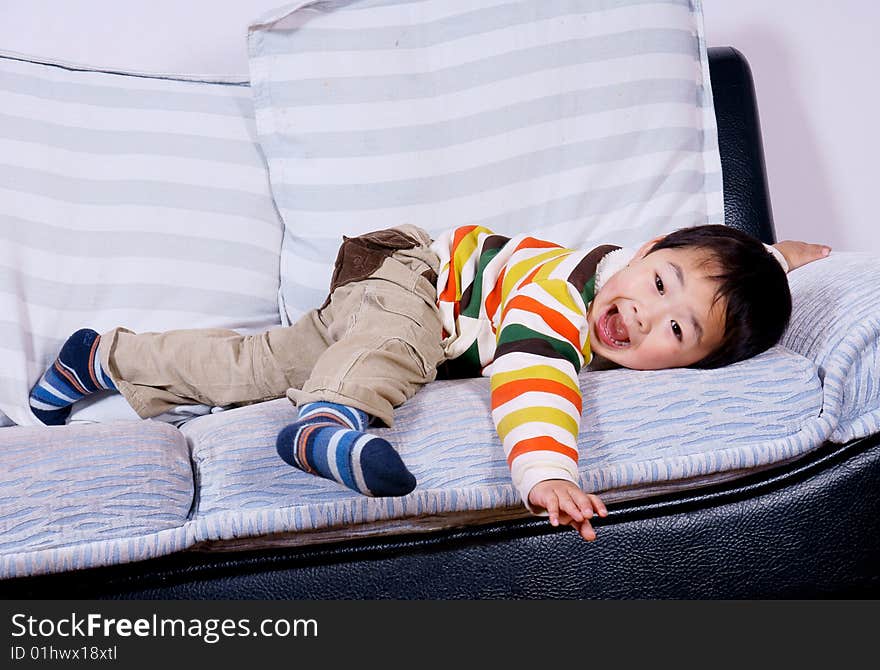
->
xmin=667 ymin=261 xmax=703 ymax=343
xmin=668 ymin=261 xmax=685 ymax=287
xmin=691 ymin=316 xmax=704 ymax=344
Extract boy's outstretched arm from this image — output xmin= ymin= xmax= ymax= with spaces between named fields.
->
xmin=490 ymin=277 xmax=607 ymax=542
xmin=528 ymin=479 xmax=608 ymax=542
xmin=772 ymin=240 xmax=831 ymax=272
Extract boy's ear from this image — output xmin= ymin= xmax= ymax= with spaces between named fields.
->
xmin=633 ymin=235 xmax=665 ymax=261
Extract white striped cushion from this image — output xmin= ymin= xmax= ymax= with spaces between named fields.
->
xmin=0 ymin=52 xmax=283 ymax=426
xmin=248 ymin=0 xmax=724 ymax=321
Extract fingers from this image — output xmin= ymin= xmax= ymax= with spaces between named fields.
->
xmin=776 ymin=240 xmax=831 ymax=273
xmin=545 ymin=488 xmax=585 ymax=526
xmin=558 ymin=490 xmax=587 ymax=523
xmin=555 ymin=491 xmax=608 ymax=542
xmin=564 ymin=489 xmax=609 ymax=522
xmin=588 ymin=493 xmax=608 ymax=517
xmin=544 ymin=492 xmax=561 ymax=527
xmin=570 ymin=493 xmax=606 ymax=542
xmin=793 ymin=242 xmax=831 ymax=268
xmin=570 ymin=518 xmax=597 ymax=542
xmin=534 ymin=482 xmax=608 ymax=541
xmin=804 ymin=242 xmax=831 ymax=261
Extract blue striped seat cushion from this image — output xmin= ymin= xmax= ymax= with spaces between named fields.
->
xmin=247 ymin=0 xmax=724 ymax=322
xmin=174 ymin=345 xmax=825 ymax=549
xmin=0 ymin=52 xmax=283 ymax=426
xmin=0 ymin=421 xmax=192 ymax=572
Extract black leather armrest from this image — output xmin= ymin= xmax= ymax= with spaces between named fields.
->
xmin=708 ymin=47 xmax=776 ymax=244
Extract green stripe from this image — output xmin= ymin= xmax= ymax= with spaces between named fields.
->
xmin=496 ymin=323 xmax=580 ymax=371
xmin=580 ymin=275 xmax=596 ymax=307
xmin=460 ymin=246 xmax=501 ymax=319
xmin=444 ymin=338 xmax=483 ymax=377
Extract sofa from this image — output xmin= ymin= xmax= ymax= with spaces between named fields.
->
xmin=1 ymin=7 xmax=878 ymax=599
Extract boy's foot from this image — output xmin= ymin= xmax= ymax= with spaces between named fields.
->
xmin=29 ymin=329 xmax=117 ymax=425
xmin=276 ymin=401 xmax=416 ymax=497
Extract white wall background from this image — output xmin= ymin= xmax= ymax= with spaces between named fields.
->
xmin=701 ymin=2 xmax=880 ymax=253
xmin=2 ymin=1 xmax=877 ymax=252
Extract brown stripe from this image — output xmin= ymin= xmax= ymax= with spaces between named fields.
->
xmin=567 ymin=244 xmax=620 ymax=293
xmin=495 ymin=337 xmax=571 ymax=364
xmin=482 ymin=234 xmax=510 ymax=251
xmin=459 ymin=282 xmax=475 ymax=313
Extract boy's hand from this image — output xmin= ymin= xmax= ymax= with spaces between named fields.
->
xmin=528 ymin=479 xmax=608 ymax=542
xmin=773 ymin=240 xmax=831 ymax=272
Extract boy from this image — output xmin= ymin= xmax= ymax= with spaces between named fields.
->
xmin=29 ymin=224 xmax=829 ymax=541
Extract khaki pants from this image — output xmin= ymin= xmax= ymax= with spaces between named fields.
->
xmin=99 ymin=225 xmax=445 ymax=427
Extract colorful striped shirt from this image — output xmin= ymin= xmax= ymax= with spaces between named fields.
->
xmin=430 ymin=225 xmax=619 ymax=507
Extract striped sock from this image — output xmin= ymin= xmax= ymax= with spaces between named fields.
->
xmin=29 ymin=328 xmax=117 ymax=426
xmin=276 ymin=401 xmax=416 ymax=497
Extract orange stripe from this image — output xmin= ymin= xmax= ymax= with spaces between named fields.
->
xmin=514 ymin=236 xmax=561 ymax=252
xmin=303 ymin=412 xmax=347 ymax=425
xmin=54 ymin=360 xmax=87 ymax=394
xmin=438 ymin=266 xmax=457 ymax=304
xmin=296 ymin=425 xmax=319 ymax=474
xmin=491 ymin=378 xmax=582 ymax=412
xmin=506 ymin=436 xmax=578 ymax=466
xmin=519 ymin=264 xmax=543 ymax=289
xmin=502 ymin=294 xmax=581 ymax=348
xmin=439 ymin=226 xmax=478 ymax=303
xmin=483 ymin=268 xmax=506 ymax=320
xmin=453 ymin=225 xmax=478 ymax=246
xmin=87 ymin=338 xmax=100 ymax=387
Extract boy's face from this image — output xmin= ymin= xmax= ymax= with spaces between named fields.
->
xmin=587 ymin=244 xmax=726 ymax=370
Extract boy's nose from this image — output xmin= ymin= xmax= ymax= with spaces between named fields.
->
xmin=631 ymin=303 xmax=649 ymax=333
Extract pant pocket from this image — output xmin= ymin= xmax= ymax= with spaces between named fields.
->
xmin=368 ymin=285 xmax=430 ymax=325
xmin=365 ymin=286 xmax=444 ymax=377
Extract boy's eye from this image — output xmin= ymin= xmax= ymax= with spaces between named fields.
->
xmin=655 ymin=274 xmax=664 ymax=294
xmin=671 ymin=320 xmax=682 ymax=341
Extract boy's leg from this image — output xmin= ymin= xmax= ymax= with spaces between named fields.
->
xmin=287 ymin=225 xmax=444 ymax=426
xmin=276 ymin=401 xmax=416 ymax=496
xmin=277 ymin=226 xmax=445 ymax=496
xmin=29 ymin=329 xmax=118 ymax=425
xmin=97 ymin=312 xmax=332 ymax=419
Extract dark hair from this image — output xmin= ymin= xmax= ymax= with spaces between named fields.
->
xmin=647 ymin=224 xmax=792 ymax=369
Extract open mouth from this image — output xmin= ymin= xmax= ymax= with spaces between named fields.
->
xmin=597 ymin=305 xmax=631 ymax=348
